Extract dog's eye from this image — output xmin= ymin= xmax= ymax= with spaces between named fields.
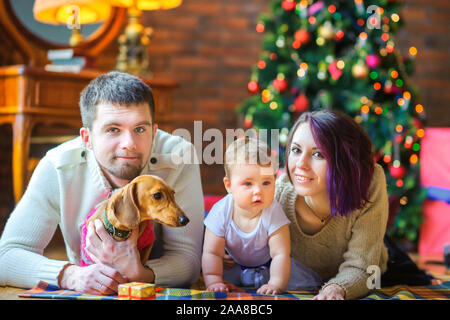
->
xmin=153 ymin=192 xmax=163 ymax=200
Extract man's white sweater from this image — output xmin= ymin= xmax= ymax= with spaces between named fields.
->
xmin=0 ymin=129 xmax=204 ymax=289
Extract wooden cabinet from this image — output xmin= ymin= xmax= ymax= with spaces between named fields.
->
xmin=0 ymin=64 xmax=177 ymax=204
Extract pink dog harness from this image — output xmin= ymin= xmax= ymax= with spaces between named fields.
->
xmin=80 ymin=207 xmax=155 ymax=266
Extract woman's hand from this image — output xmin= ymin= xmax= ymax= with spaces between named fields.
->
xmin=85 ymin=219 xmax=148 ymax=282
xmin=313 ymin=283 xmax=345 ymax=300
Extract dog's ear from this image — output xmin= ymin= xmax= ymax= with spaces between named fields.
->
xmin=111 ymin=182 xmax=141 ymax=229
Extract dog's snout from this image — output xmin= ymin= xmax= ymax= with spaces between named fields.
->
xmin=178 ymin=215 xmax=189 ymax=226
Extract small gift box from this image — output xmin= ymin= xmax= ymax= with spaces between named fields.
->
xmin=118 ymin=282 xmax=156 ymax=300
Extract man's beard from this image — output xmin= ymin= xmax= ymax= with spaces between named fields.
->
xmin=104 ymin=153 xmax=145 ymax=181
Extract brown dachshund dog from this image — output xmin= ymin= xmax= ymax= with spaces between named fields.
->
xmin=82 ymin=175 xmax=189 ymax=265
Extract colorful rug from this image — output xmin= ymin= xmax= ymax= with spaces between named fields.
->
xmin=18 ymin=274 xmax=450 ymax=300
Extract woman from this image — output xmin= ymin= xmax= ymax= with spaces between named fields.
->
xmin=274 ymin=110 xmax=431 ymax=299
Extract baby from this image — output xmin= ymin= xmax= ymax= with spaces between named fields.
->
xmin=202 ymin=137 xmax=291 ymax=295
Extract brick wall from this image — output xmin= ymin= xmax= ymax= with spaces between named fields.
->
xmin=397 ymin=0 xmax=450 ymax=127
xmin=0 ymin=0 xmax=448 ymax=221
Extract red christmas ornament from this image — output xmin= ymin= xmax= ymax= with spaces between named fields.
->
xmin=247 ymin=81 xmax=260 ymax=94
xmin=282 ymin=0 xmax=296 ymax=11
xmin=328 ymin=61 xmax=342 ymax=80
xmin=389 ymin=165 xmax=406 ymax=179
xmin=384 ymin=83 xmax=392 ymax=94
xmin=294 ymin=93 xmax=309 ymax=112
xmin=273 ymin=78 xmax=288 ymax=92
xmin=335 ymin=30 xmax=345 ymax=41
xmin=294 ymin=29 xmax=311 ymax=45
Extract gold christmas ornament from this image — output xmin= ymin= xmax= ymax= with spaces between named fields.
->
xmin=352 ymin=60 xmax=369 ymax=79
xmin=318 ymin=21 xmax=335 ymax=40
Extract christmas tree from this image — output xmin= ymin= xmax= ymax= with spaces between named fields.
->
xmin=238 ymin=0 xmax=427 ymax=247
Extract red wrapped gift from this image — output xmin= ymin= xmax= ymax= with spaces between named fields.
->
xmin=419 ymin=200 xmax=450 ymax=255
xmin=420 ymin=128 xmax=450 ymax=189
xmin=418 ymin=128 xmax=450 ymax=255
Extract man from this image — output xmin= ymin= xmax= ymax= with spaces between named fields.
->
xmin=0 ymin=71 xmax=204 ymax=295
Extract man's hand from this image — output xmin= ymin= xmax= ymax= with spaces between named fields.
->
xmin=85 ymin=219 xmax=153 ymax=282
xmin=313 ymin=283 xmax=345 ymax=300
xmin=59 ymin=263 xmax=128 ymax=295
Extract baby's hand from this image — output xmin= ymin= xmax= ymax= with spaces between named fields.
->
xmin=257 ymin=284 xmax=282 ymax=295
xmin=207 ymin=282 xmax=229 ymax=292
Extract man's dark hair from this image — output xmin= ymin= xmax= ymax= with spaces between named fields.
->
xmin=80 ymin=71 xmax=155 ymax=129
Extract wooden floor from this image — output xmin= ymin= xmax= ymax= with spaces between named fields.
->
xmin=43 ymin=227 xmax=449 ymax=276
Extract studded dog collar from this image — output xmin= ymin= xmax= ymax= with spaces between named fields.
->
xmin=103 ymin=208 xmax=131 ymax=239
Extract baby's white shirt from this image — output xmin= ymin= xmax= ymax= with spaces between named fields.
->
xmin=204 ymin=194 xmax=290 ymax=267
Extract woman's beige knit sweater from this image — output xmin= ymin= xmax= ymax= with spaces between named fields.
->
xmin=275 ymin=164 xmax=389 ymax=299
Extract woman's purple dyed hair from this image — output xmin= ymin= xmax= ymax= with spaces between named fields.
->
xmin=285 ymin=110 xmax=374 ymax=217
